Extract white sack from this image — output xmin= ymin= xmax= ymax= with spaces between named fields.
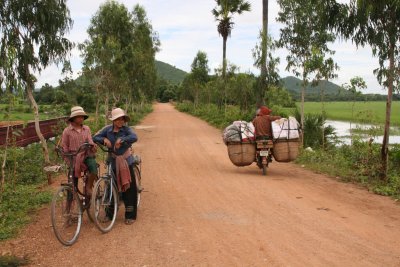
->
xmin=272 ymin=116 xmax=300 ymax=140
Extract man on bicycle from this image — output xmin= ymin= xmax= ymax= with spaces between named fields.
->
xmin=93 ymin=107 xmax=138 ymax=225
xmin=61 ymin=106 xmax=98 ymax=195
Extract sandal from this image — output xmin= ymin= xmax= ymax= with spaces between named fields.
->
xmin=124 ymin=219 xmax=135 ymax=225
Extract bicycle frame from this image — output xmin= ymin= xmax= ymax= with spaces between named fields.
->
xmin=55 ymin=143 xmax=94 ymax=207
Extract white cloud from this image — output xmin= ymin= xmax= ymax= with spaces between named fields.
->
xmin=35 ymin=0 xmax=385 ymax=95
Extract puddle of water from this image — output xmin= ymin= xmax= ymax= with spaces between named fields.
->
xmin=325 ymin=120 xmax=400 ymax=145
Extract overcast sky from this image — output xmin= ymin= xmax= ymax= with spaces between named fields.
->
xmin=35 ymin=0 xmax=385 ymax=94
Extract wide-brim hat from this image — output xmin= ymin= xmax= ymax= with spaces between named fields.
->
xmin=109 ymin=108 xmax=130 ymax=122
xmin=68 ymin=106 xmax=88 ymax=122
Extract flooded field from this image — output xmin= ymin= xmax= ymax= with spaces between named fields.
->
xmin=325 ymin=120 xmax=400 ymax=145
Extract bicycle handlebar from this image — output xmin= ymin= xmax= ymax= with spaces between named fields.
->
xmin=55 ymin=142 xmax=93 ymax=158
xmin=94 ymin=141 xmax=113 ymax=153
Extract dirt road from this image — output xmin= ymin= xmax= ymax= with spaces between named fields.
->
xmin=2 ymin=103 xmax=400 ymax=266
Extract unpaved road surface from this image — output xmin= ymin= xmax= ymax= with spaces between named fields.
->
xmin=2 ymin=103 xmax=400 ymax=266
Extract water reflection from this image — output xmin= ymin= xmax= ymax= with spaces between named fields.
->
xmin=325 ymin=120 xmax=400 ymax=145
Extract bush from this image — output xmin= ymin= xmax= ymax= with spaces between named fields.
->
xmin=2 ymin=144 xmax=47 ymax=185
xmin=0 ymin=184 xmax=52 ymax=240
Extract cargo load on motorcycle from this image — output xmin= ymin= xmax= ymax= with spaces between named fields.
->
xmin=222 ymin=116 xmax=301 ymax=169
xmin=223 ymin=121 xmax=256 ymax=166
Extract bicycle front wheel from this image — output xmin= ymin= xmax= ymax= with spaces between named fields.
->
xmin=51 ymin=186 xmax=82 ymax=246
xmin=91 ymin=178 xmax=118 ymax=233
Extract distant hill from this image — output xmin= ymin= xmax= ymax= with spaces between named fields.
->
xmin=281 ymin=76 xmax=345 ymax=97
xmin=155 ymin=60 xmax=187 ymax=85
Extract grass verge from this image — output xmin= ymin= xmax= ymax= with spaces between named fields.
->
xmin=0 ymin=184 xmax=52 ymax=240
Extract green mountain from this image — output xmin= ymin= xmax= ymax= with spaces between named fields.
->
xmin=155 ymin=60 xmax=187 ymax=84
xmin=281 ymin=76 xmax=353 ymax=101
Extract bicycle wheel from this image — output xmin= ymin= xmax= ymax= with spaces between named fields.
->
xmin=51 ymin=186 xmax=82 ymax=246
xmin=91 ymin=178 xmax=118 ymax=233
xmin=133 ymin=165 xmax=142 ymax=207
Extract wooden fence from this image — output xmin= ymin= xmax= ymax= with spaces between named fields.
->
xmin=0 ymin=117 xmax=68 ymax=147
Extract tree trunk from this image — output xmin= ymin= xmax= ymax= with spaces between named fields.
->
xmin=258 ymin=0 xmax=269 ymax=105
xmin=321 ymin=80 xmax=325 ymax=149
xmin=301 ymin=77 xmax=306 ymax=147
xmin=25 ymin=66 xmax=52 ymax=184
xmin=95 ymin=84 xmax=100 ymax=129
xmin=380 ymin=42 xmax=394 ymax=179
xmin=104 ymin=92 xmax=109 ymax=126
xmin=222 ymin=36 xmax=227 ymax=78
xmin=1 ymin=122 xmax=11 ymax=200
xmin=26 ymin=66 xmax=50 ymax=165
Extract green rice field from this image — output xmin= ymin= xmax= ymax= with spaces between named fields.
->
xmin=299 ymin=101 xmax=400 ymax=127
xmin=0 ymin=104 xmax=52 ymax=122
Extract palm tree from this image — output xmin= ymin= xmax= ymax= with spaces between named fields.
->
xmin=212 ymin=0 xmax=251 ymax=78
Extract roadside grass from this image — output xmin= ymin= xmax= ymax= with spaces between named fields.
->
xmin=0 ymin=143 xmax=55 ymax=241
xmin=296 ymin=143 xmax=400 ymax=199
xmin=0 ymin=254 xmax=29 ymax=266
xmin=0 ymin=184 xmax=52 ymax=240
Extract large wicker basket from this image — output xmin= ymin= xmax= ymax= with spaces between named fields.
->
xmin=227 ymin=142 xmax=256 ymax=166
xmin=273 ymin=139 xmax=300 ymax=162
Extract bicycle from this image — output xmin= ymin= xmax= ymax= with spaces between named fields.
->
xmin=50 ymin=142 xmax=96 ymax=246
xmin=91 ymin=142 xmax=142 ymax=233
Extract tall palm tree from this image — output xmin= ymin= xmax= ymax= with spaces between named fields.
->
xmin=212 ymin=0 xmax=251 ymax=78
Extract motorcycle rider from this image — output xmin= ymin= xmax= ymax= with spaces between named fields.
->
xmin=252 ymin=106 xmax=281 ymax=140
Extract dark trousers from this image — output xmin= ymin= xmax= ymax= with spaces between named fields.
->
xmin=123 ymin=164 xmax=138 ymax=220
xmin=109 ymin=164 xmax=138 ymax=220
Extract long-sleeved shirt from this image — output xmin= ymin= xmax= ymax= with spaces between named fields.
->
xmin=61 ymin=124 xmax=95 ymax=177
xmin=61 ymin=124 xmax=95 ymax=153
xmin=252 ymin=115 xmax=281 ymax=138
xmin=93 ymin=125 xmax=138 ymax=165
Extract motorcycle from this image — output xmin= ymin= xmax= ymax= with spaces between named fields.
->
xmin=255 ymin=139 xmax=274 ymax=175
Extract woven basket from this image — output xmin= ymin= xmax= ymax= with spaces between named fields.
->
xmin=227 ymin=142 xmax=256 ymax=166
xmin=273 ymin=139 xmax=300 ymax=162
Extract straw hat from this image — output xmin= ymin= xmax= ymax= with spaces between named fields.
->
xmin=68 ymin=106 xmax=88 ymax=121
xmin=109 ymin=108 xmax=130 ymax=122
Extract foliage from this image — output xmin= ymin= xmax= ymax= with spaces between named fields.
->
xmin=212 ymin=0 xmax=251 ymax=77
xmin=80 ymin=1 xmax=159 ymax=117
xmin=252 ymin=32 xmax=281 ymax=103
xmin=277 ymin=0 xmax=337 ymax=136
xmin=293 ymin=109 xmax=336 ymax=149
xmin=176 ymin=102 xmax=254 ymax=129
xmin=0 ymin=0 xmax=73 ymax=90
xmin=0 ymin=0 xmax=74 ymax=165
xmin=329 ymin=0 xmax=400 ymax=177
xmin=156 ymin=79 xmax=178 ymax=103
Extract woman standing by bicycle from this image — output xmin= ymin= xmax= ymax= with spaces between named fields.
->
xmin=93 ymin=108 xmax=138 ymax=225
xmin=61 ymin=106 xmax=98 ymax=195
